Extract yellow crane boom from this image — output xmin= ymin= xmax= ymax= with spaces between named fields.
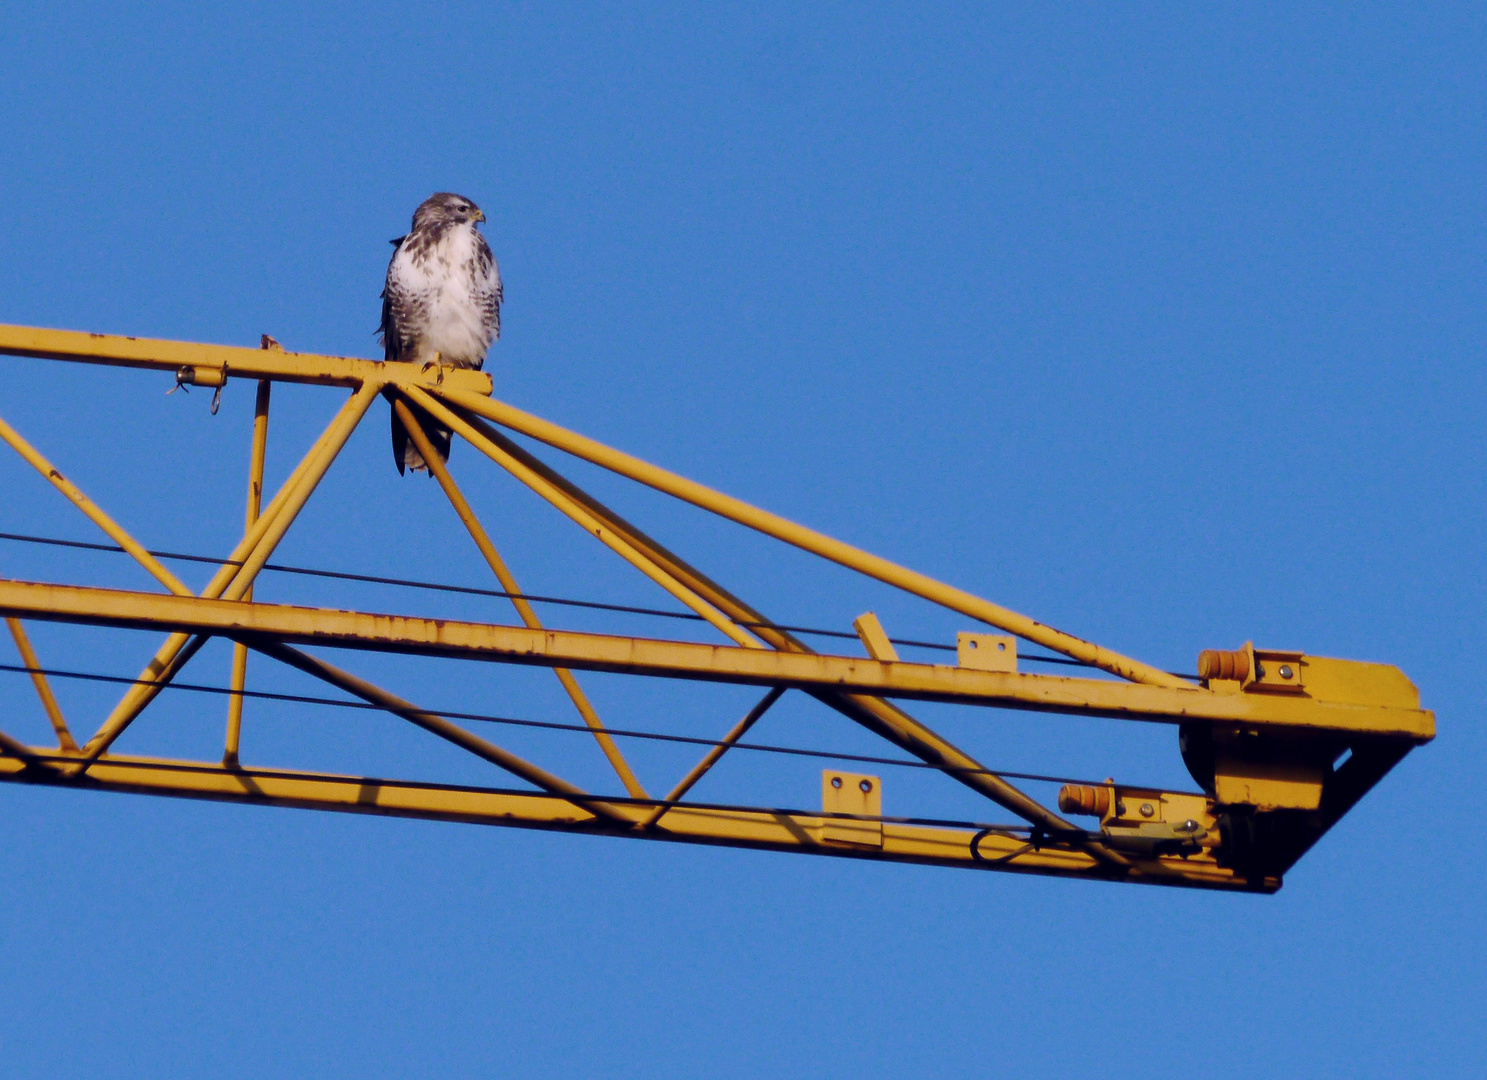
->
xmin=0 ymin=324 xmax=1433 ymax=892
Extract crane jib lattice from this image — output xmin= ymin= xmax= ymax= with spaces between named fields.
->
xmin=0 ymin=324 xmax=1434 ymax=892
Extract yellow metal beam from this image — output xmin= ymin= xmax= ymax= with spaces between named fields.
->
xmin=0 ymin=579 xmax=1433 ymax=739
xmin=5 ymin=618 xmax=77 ymax=751
xmin=392 ymin=396 xmax=649 ymax=800
xmin=643 ymin=686 xmax=785 ymax=828
xmin=0 ymin=411 xmax=192 ymax=596
xmin=225 ymin=379 xmax=272 ymax=768
xmin=853 ymin=612 xmax=900 ymax=661
xmin=0 ymin=749 xmax=1264 ymax=891
xmin=435 ymin=387 xmax=1186 ymax=689
xmin=0 ymin=323 xmax=493 ymax=395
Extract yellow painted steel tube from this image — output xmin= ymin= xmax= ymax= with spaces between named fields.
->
xmin=643 ymin=686 xmax=785 ymax=828
xmin=0 ymin=725 xmax=39 ymax=763
xmin=197 ymin=384 xmax=364 ymax=599
xmin=5 ymin=617 xmax=77 ymax=751
xmin=469 ymin=421 xmax=786 ymax=641
xmin=405 ymin=387 xmax=766 ymax=651
xmin=218 ymin=383 xmax=379 ymax=604
xmin=393 ymin=396 xmax=649 ymax=799
xmin=0 ymin=750 xmax=1260 ymax=890
xmin=74 ymin=383 xmax=379 ymax=769
xmin=225 ymin=380 xmax=272 ymax=767
xmin=0 ymin=580 xmax=1431 ymax=738
xmin=0 ymin=412 xmax=192 ymax=596
xmin=436 ymin=387 xmax=1186 ymax=689
xmin=240 ymin=637 xmax=638 ymax=826
xmin=0 ymin=323 xmax=493 ymax=395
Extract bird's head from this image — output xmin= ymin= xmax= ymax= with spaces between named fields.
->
xmin=413 ymin=192 xmax=486 ymax=230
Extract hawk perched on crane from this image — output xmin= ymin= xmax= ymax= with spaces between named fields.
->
xmin=379 ymin=192 xmax=502 ymax=473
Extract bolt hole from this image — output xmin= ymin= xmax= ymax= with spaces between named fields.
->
xmin=996 ymin=642 xmax=1006 ymax=651
xmin=859 ymin=780 xmax=872 ymax=793
xmin=830 ymin=776 xmax=842 ymax=789
xmin=967 ymin=640 xmax=977 ymax=649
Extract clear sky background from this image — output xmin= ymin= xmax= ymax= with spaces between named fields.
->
xmin=1 ymin=4 xmax=1482 ymax=1077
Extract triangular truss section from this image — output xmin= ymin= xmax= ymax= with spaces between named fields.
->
xmin=0 ymin=325 xmax=1433 ymax=892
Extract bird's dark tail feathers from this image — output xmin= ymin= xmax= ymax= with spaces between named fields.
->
xmin=389 ymin=397 xmax=453 ymax=476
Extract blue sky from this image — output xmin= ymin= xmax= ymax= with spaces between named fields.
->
xmin=1 ymin=4 xmax=1483 ymax=1077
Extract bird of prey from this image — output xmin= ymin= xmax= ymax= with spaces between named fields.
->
xmin=379 ymin=192 xmax=502 ymax=473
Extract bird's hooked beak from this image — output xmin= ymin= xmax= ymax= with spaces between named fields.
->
xmin=473 ymin=207 xmax=486 ymax=223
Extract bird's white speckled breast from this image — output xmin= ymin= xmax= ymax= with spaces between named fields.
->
xmin=390 ymin=225 xmax=496 ymax=368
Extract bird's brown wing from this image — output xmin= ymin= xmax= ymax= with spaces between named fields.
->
xmin=474 ymin=231 xmax=501 ymax=357
xmin=378 ymin=235 xmax=409 ymax=362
